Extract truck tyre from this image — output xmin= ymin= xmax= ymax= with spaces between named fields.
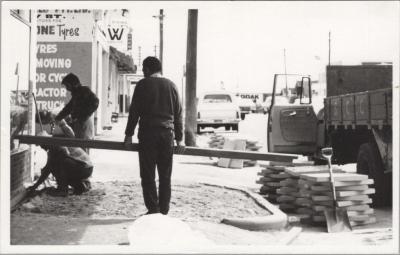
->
xmin=232 ymin=124 xmax=239 ymax=132
xmin=356 ymin=142 xmax=392 ymax=208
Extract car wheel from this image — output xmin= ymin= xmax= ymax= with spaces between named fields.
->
xmin=356 ymin=142 xmax=392 ymax=208
xmin=241 ymin=113 xmax=246 ymax=120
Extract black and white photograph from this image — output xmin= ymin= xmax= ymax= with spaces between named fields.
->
xmin=1 ymin=1 xmax=399 ymax=254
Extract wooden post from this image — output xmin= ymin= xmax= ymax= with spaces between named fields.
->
xmin=159 ymin=9 xmax=164 ymax=70
xmin=185 ymin=9 xmax=198 ymax=146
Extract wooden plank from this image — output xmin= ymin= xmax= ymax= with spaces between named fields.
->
xmin=16 ymin=135 xmax=298 ymax=162
xmin=300 ymin=173 xmax=368 ymax=182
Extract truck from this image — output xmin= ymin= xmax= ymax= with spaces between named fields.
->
xmin=267 ymin=65 xmax=392 ymax=207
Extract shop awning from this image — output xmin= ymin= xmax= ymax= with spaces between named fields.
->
xmin=110 ymin=46 xmax=137 ymax=73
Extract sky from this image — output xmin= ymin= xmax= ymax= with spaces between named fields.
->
xmin=128 ymin=1 xmax=399 ymax=94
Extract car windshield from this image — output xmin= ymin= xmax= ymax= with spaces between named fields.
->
xmin=203 ymin=94 xmax=232 ymax=103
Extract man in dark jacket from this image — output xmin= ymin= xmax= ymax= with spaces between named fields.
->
xmin=55 ymin=73 xmax=99 ymax=141
xmin=124 ymin=57 xmax=184 ymax=215
xmin=28 ymin=121 xmax=93 ymax=197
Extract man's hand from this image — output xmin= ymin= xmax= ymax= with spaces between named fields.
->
xmin=175 ymin=140 xmax=186 ymax=154
xmin=124 ymin=136 xmax=133 ymax=150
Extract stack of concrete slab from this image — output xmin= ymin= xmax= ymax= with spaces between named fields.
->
xmin=217 ymin=138 xmax=247 ymax=169
xmin=243 ymin=139 xmax=263 ymax=167
xmin=257 ymin=161 xmax=377 ymax=227
xmin=210 ymin=134 xmax=262 ymax=168
xmin=297 ymin=172 xmax=376 ymax=227
xmin=208 ymin=134 xmax=225 ymax=149
xmin=256 ymin=162 xmax=290 ymax=203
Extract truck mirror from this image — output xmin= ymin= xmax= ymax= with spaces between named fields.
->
xmin=300 ymin=77 xmax=312 ymax=104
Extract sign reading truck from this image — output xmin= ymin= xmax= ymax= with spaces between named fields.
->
xmin=36 ymin=9 xmax=94 ymax=111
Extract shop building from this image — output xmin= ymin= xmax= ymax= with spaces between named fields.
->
xmin=36 ymin=9 xmax=136 ymax=134
xmin=2 ymin=9 xmax=37 ymax=208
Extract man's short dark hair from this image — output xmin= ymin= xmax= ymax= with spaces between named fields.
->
xmin=143 ymin=57 xmax=162 ymax=73
xmin=62 ymin=73 xmax=80 ymax=86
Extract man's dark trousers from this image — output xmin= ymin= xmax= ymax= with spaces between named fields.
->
xmin=138 ymin=127 xmax=174 ymax=214
xmin=52 ymin=157 xmax=93 ymax=193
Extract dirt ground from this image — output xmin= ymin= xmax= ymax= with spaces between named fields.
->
xmin=11 ymin=181 xmax=282 ymax=246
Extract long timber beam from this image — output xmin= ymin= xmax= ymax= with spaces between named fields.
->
xmin=15 ymin=135 xmax=299 ymax=162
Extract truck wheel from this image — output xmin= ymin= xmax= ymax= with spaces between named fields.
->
xmin=356 ymin=142 xmax=392 ymax=208
xmin=232 ymin=124 xmax=239 ymax=132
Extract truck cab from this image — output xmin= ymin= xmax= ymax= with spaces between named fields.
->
xmin=267 ymin=74 xmax=321 ymax=156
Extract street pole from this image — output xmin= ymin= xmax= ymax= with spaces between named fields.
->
xmin=159 ymin=9 xmax=164 ymax=71
xmin=138 ymin=46 xmax=142 ymax=67
xmin=153 ymin=10 xmax=164 ymax=71
xmin=185 ymin=9 xmax=198 ymax=146
xmin=284 ymin=48 xmax=288 ymax=93
xmin=328 ymin=31 xmax=331 ymax=66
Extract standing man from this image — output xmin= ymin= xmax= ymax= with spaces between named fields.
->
xmin=55 ymin=73 xmax=99 ymax=142
xmin=124 ymin=57 xmax=184 ymax=215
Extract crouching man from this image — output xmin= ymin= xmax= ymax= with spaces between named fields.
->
xmin=28 ymin=120 xmax=93 ymax=197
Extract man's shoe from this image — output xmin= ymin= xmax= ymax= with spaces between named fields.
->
xmin=143 ymin=210 xmax=160 ymax=216
xmin=48 ymin=188 xmax=68 ymax=197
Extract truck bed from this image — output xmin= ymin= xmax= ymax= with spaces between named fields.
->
xmin=324 ymin=88 xmax=392 ymax=127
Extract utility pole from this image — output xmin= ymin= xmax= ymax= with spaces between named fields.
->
xmin=138 ymin=46 xmax=142 ymax=67
xmin=284 ymin=48 xmax=288 ymax=93
xmin=182 ymin=65 xmax=186 ymax=106
xmin=153 ymin=9 xmax=164 ymax=70
xmin=328 ymin=31 xmax=331 ymax=66
xmin=185 ymin=9 xmax=198 ymax=146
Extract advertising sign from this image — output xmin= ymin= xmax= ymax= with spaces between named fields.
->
xmin=36 ymin=10 xmax=94 ymax=111
xmin=104 ymin=10 xmax=130 ymax=52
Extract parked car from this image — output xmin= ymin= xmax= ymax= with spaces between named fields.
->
xmin=197 ymin=91 xmax=241 ymax=133
xmin=237 ymin=97 xmax=256 ymax=120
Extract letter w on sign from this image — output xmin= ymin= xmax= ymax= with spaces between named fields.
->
xmin=108 ymin=28 xmax=124 ymax=40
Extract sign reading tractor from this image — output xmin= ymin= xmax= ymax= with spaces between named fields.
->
xmin=36 ymin=10 xmax=94 ymax=111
